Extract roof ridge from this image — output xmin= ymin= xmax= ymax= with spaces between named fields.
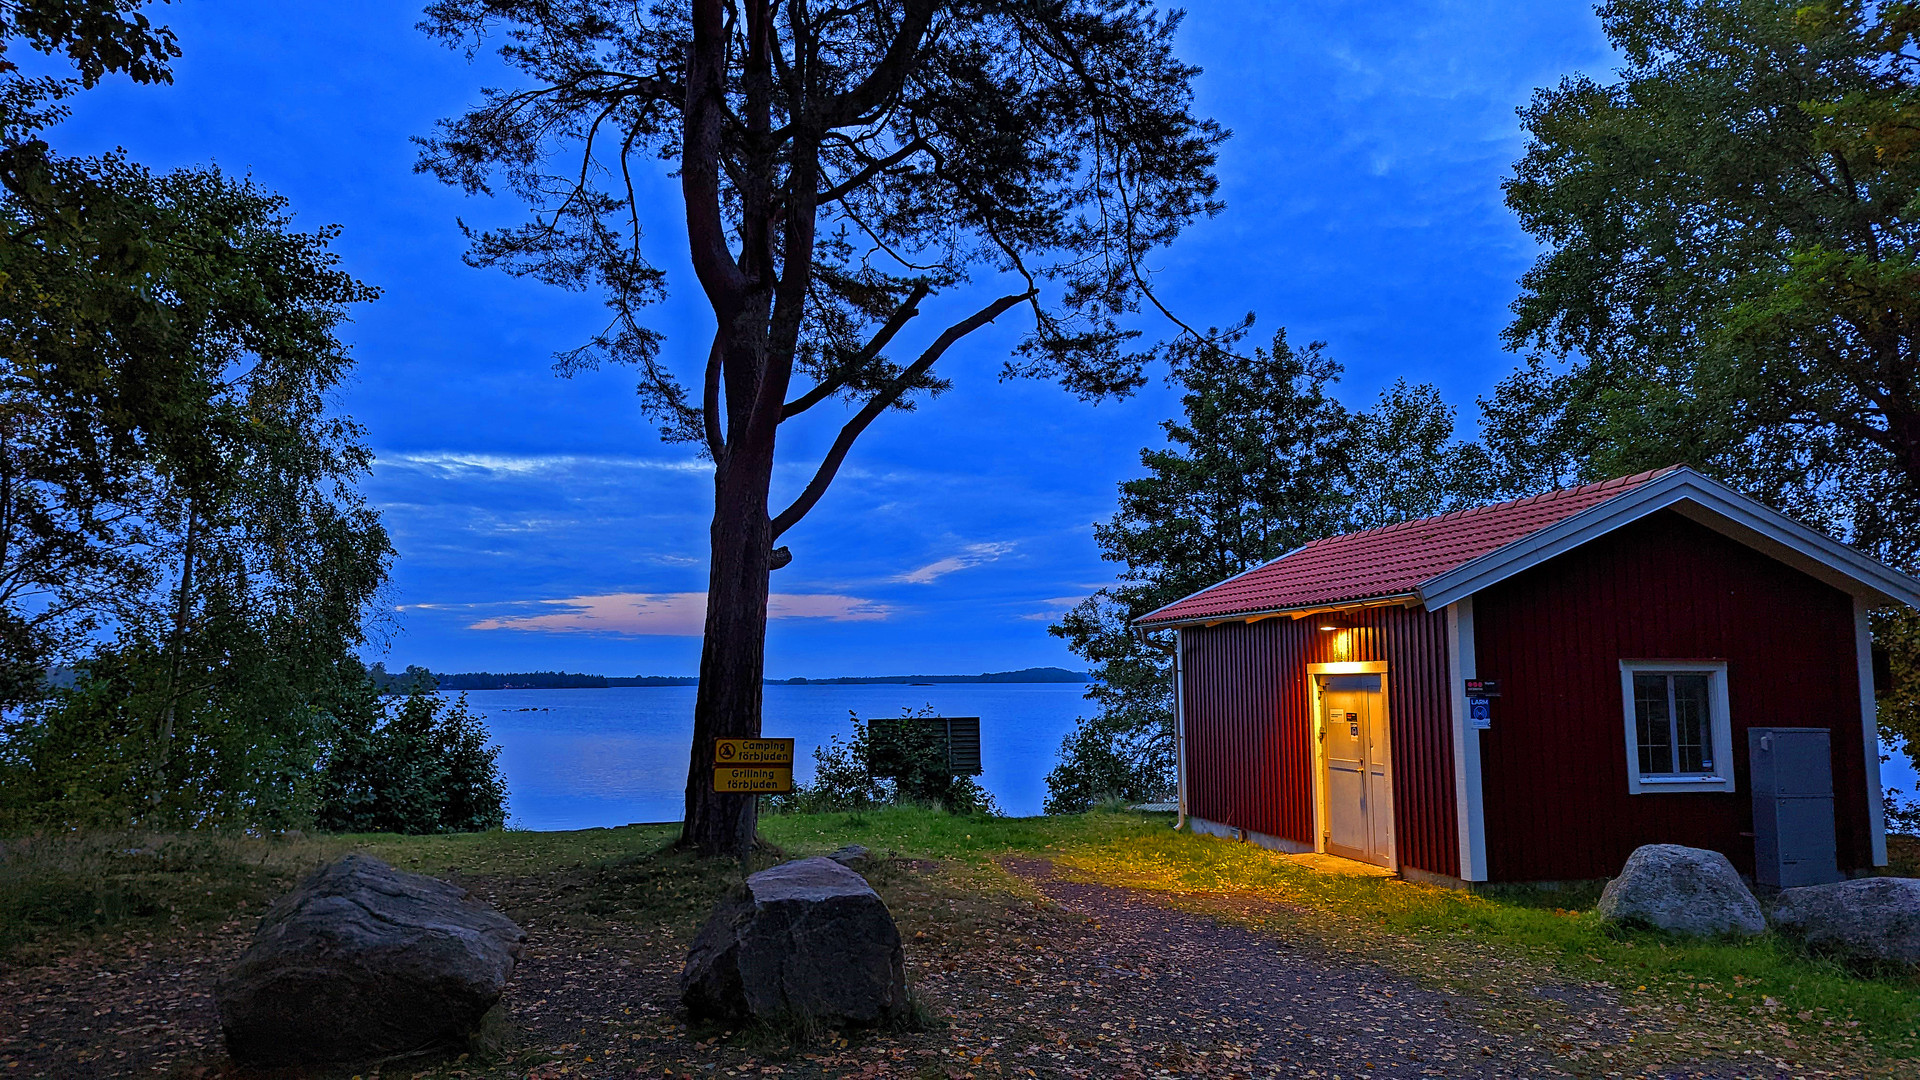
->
xmin=1131 ymin=465 xmax=1689 ymax=627
xmin=1297 ymin=466 xmax=1678 ymax=546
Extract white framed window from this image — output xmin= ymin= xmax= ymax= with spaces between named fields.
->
xmin=1618 ymin=660 xmax=1735 ymax=794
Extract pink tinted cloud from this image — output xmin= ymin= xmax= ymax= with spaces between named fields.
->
xmin=469 ymin=591 xmax=892 ymax=636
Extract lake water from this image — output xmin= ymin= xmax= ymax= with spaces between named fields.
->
xmin=464 ymin=683 xmax=1090 ymax=830
xmin=462 ymin=683 xmax=1920 ymax=832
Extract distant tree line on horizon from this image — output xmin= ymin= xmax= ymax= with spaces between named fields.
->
xmin=368 ymin=664 xmax=1090 ymax=693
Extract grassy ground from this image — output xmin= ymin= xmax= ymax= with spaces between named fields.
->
xmin=2 ymin=810 xmax=1918 ymax=1076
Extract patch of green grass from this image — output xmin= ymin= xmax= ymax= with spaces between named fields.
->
xmin=347 ymin=821 xmax=682 ymax=877
xmin=0 ymin=833 xmax=335 ymax=957
xmin=757 ymin=804 xmax=1173 ymax=863
xmin=0 ymin=823 xmax=691 ymax=959
xmin=0 ymin=806 xmax=1111 ymax=960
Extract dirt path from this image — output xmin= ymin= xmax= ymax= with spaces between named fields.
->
xmin=990 ymin=858 xmax=1648 ymax=1079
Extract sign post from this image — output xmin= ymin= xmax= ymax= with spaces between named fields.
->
xmin=712 ymin=738 xmax=795 ymax=877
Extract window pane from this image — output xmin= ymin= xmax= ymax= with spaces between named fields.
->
xmin=1672 ymin=673 xmax=1712 ymax=774
xmin=1633 ymin=673 xmax=1673 ymax=774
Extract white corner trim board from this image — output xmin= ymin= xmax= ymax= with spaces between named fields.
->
xmin=1445 ymin=597 xmax=1487 ymax=882
xmin=1857 ymin=597 xmax=1889 ymax=867
xmin=1174 ymin=628 xmax=1189 ymax=827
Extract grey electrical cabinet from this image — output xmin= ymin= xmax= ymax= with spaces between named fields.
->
xmin=1748 ymin=727 xmax=1841 ymax=889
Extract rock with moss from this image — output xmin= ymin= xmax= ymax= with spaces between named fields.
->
xmin=216 ymin=853 xmax=526 ymax=1066
xmin=1596 ymin=844 xmax=1764 ymax=937
xmin=681 ymin=856 xmax=909 ymax=1028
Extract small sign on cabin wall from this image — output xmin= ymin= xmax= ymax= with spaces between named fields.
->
xmin=1468 ymin=697 xmax=1493 ymax=730
xmin=712 ymin=738 xmax=794 ymax=793
xmin=1464 ymin=678 xmax=1501 ymax=697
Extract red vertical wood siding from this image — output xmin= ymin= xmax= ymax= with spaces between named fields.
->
xmin=1472 ymin=510 xmax=1871 ymax=882
xmin=1181 ymin=606 xmax=1459 ymax=879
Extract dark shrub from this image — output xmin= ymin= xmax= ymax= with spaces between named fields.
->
xmin=772 ymin=708 xmax=997 ymax=816
xmin=313 ymin=686 xmax=507 ymax=834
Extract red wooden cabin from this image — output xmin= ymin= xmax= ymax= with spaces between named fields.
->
xmin=1133 ymin=467 xmax=1920 ymax=887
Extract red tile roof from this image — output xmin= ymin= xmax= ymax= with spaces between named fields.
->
xmin=1135 ymin=467 xmax=1680 ymax=626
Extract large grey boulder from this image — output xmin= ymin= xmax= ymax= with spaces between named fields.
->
xmin=681 ymin=856 xmax=909 ymax=1028
xmin=217 ymin=853 xmax=526 ymax=1067
xmin=1596 ymin=844 xmax=1765 ymax=937
xmin=1772 ymin=877 xmax=1920 ymax=970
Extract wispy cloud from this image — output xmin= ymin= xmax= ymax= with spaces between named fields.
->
xmin=379 ymin=451 xmax=710 ymax=478
xmin=897 ymin=541 xmax=1017 ymax=585
xmin=469 ymin=591 xmax=892 ymax=636
xmin=1017 ymin=595 xmax=1092 ymax=622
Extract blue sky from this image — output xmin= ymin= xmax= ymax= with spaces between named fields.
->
xmin=49 ymin=1 xmax=1615 ymax=677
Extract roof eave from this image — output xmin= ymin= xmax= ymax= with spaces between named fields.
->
xmin=1133 ymin=593 xmax=1422 ymax=631
xmin=1129 ymin=543 xmax=1314 ymax=628
xmin=1415 ymin=467 xmax=1920 ymax=611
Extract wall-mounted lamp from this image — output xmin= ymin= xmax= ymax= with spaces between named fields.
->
xmin=1316 ymin=612 xmax=1355 ymax=631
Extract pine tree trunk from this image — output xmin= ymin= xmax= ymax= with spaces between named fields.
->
xmin=680 ymin=438 xmax=776 ymax=856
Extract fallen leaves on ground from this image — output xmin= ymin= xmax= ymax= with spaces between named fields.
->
xmin=0 ymin=852 xmax=1910 ymax=1078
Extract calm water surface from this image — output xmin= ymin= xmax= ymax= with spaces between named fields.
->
xmin=465 ymin=683 xmax=1089 ymax=830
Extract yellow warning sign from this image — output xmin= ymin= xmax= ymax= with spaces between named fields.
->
xmin=712 ymin=766 xmax=795 ymax=793
xmin=713 ymin=738 xmax=795 ymax=765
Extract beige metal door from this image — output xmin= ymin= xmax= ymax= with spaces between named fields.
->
xmin=1320 ymin=673 xmax=1392 ymax=868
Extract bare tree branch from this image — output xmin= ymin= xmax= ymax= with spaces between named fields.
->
xmin=819 ymin=0 xmax=938 ymax=125
xmin=772 ymin=289 xmax=1031 ymax=537
xmin=781 ymin=280 xmax=929 ymax=419
xmin=817 ymin=136 xmax=927 ymax=205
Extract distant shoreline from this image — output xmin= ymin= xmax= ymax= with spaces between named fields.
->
xmin=381 ymin=666 xmax=1092 ymax=692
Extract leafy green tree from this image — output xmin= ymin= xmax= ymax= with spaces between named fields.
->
xmin=419 ymin=0 xmax=1227 ymax=855
xmin=1495 ymin=0 xmax=1920 ymax=536
xmin=436 ymin=698 xmax=511 ymax=833
xmin=1491 ymin=0 xmax=1920 ymax=801
xmin=0 ymin=2 xmax=399 ymax=829
xmin=368 ymin=663 xmax=440 ymax=695
xmin=309 ymin=673 xmax=387 ymax=833
xmin=1045 ymin=330 xmax=1487 ymax=812
xmin=0 ymin=1 xmax=182 ymax=702
xmin=1351 ymin=379 xmax=1497 ymax=530
xmin=1045 ymin=329 xmax=1345 ymax=813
